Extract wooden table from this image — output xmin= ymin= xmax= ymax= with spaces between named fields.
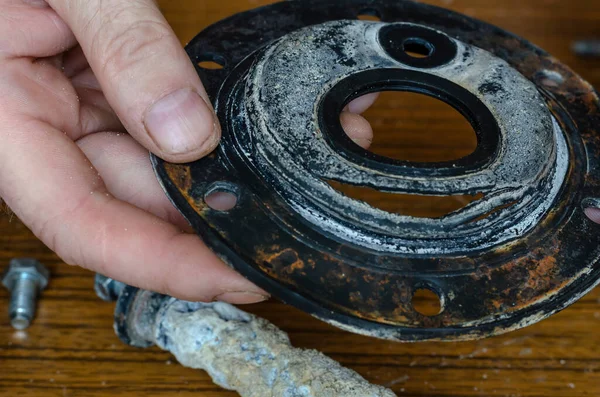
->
xmin=1 ymin=1 xmax=600 ymax=396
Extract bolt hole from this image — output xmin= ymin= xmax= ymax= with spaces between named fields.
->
xmin=357 ymin=8 xmax=381 ymax=21
xmin=402 ymin=38 xmax=434 ymax=59
xmin=204 ymin=182 xmax=240 ymax=211
xmin=412 ymin=288 xmax=443 ymax=316
xmin=537 ymin=70 xmax=564 ymax=88
xmin=197 ymin=54 xmax=226 ymax=70
xmin=583 ymin=198 xmax=600 ymax=224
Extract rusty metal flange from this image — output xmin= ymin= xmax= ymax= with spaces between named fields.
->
xmin=152 ymin=0 xmax=600 ymax=341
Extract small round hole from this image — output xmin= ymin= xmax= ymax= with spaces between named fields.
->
xmin=583 ymin=197 xmax=600 ymax=224
xmin=402 ymin=38 xmax=434 ymax=59
xmin=197 ymin=54 xmax=226 ymax=70
xmin=198 ymin=60 xmax=224 ymax=70
xmin=204 ymin=182 xmax=240 ymax=211
xmin=412 ymin=288 xmax=443 ymax=316
xmin=358 ymin=8 xmax=381 ymax=21
xmin=537 ymin=70 xmax=564 ymax=88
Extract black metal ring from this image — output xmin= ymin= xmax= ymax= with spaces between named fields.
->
xmin=320 ymin=69 xmax=501 ymax=176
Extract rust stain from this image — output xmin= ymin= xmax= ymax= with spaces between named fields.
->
xmin=165 ymin=163 xmax=193 ymax=193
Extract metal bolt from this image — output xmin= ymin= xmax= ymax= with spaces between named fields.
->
xmin=94 ymin=274 xmax=125 ymax=302
xmin=572 ymin=40 xmax=600 ymax=58
xmin=1 ymin=259 xmax=49 ymax=330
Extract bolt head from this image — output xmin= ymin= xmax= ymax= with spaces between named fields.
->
xmin=95 ymin=274 xmax=115 ymax=301
xmin=1 ymin=259 xmax=50 ymax=290
xmin=94 ymin=274 xmax=125 ymax=301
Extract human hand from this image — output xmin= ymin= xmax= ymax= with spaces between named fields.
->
xmin=0 ymin=0 xmax=375 ymax=303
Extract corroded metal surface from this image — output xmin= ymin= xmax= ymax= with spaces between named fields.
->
xmin=112 ymin=288 xmax=396 ymax=396
xmin=152 ymin=0 xmax=600 ymax=341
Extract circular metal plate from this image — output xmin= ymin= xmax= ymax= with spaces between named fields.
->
xmin=152 ymin=0 xmax=600 ymax=341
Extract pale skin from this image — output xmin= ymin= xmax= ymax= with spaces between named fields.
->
xmin=0 ymin=0 xmax=376 ymax=304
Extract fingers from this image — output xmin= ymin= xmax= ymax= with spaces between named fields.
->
xmin=1 ymin=56 xmax=122 ymax=140
xmin=0 ymin=115 xmax=267 ymax=303
xmin=76 ymin=89 xmax=125 ymax=136
xmin=76 ymin=132 xmax=190 ymax=231
xmin=341 ymin=92 xmax=378 ymax=149
xmin=584 ymin=208 xmax=600 ymax=224
xmin=47 ymin=0 xmax=220 ymax=163
xmin=63 ymin=45 xmax=88 ymax=78
xmin=345 ymin=92 xmax=380 ymax=114
xmin=0 ymin=0 xmax=75 ymax=58
xmin=340 ymin=111 xmax=373 ymax=149
xmin=71 ymin=68 xmax=125 ymax=136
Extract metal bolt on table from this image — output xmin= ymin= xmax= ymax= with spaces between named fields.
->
xmin=1 ymin=258 xmax=49 ymax=330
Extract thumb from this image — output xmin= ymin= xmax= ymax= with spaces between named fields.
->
xmin=47 ymin=0 xmax=219 ymax=163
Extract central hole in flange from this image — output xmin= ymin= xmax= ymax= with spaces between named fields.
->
xmin=336 ymin=91 xmax=482 ymax=217
xmin=340 ymin=91 xmax=478 ymax=162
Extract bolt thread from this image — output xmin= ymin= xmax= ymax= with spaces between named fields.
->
xmin=9 ymin=276 xmax=39 ymax=330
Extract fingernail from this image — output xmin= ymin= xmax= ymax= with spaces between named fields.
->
xmin=351 ymin=138 xmax=373 ymax=149
xmin=584 ymin=207 xmax=600 ymax=224
xmin=214 ymin=292 xmax=270 ymax=305
xmin=582 ymin=198 xmax=600 ymax=224
xmin=144 ymin=88 xmax=217 ymax=156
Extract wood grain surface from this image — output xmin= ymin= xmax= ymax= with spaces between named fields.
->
xmin=1 ymin=1 xmax=600 ymax=396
